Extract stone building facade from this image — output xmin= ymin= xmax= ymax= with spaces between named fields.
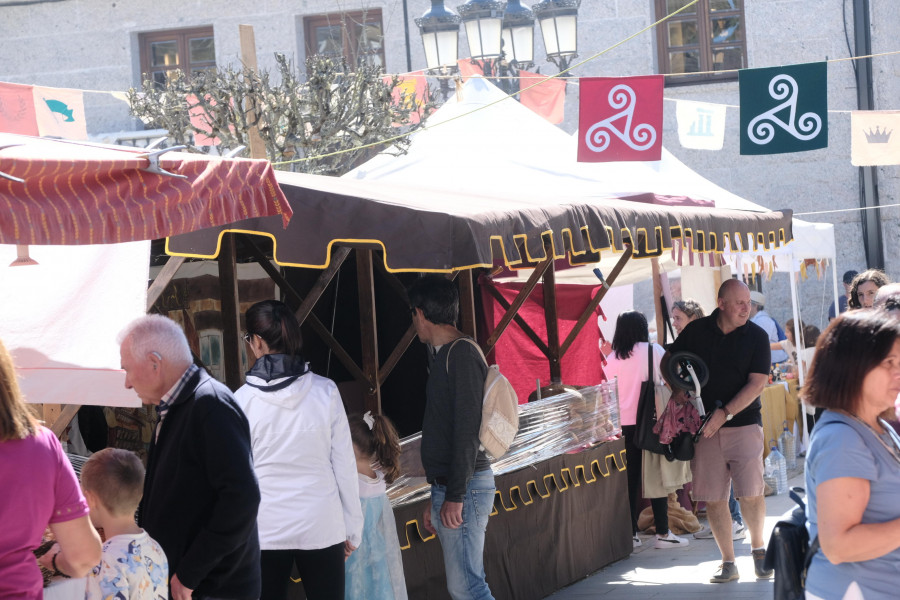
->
xmin=2 ymin=0 xmax=897 ymax=328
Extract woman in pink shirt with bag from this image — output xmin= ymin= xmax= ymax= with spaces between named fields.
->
xmin=603 ymin=311 xmax=690 ymax=551
xmin=0 ymin=338 xmax=101 ymax=598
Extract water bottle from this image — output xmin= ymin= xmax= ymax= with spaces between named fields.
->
xmin=765 ymin=441 xmax=788 ymax=495
xmin=778 ymin=420 xmax=797 ymax=470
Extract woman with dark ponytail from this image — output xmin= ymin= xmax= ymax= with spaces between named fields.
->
xmin=234 ymin=300 xmax=363 ymax=600
xmin=345 ymin=411 xmax=408 ymax=600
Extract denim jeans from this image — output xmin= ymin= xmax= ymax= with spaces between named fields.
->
xmin=728 ymin=484 xmax=743 ymax=525
xmin=431 ymin=469 xmax=496 ymax=600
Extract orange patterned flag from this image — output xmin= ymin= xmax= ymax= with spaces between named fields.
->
xmin=0 ymin=82 xmax=38 ymax=135
xmin=518 ymin=70 xmax=565 ymax=124
xmin=32 ymin=85 xmax=88 ymax=140
xmin=383 ymin=71 xmax=430 ymax=124
xmin=457 ymin=58 xmax=485 ymax=82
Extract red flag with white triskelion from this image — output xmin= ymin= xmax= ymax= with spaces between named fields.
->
xmin=578 ymin=75 xmax=663 ymax=162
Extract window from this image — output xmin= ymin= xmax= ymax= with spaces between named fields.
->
xmin=655 ymin=0 xmax=747 ymax=84
xmin=304 ymin=10 xmax=385 ymax=69
xmin=139 ymin=27 xmax=216 ymax=88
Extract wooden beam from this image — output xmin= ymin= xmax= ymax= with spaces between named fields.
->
xmin=378 ymin=325 xmax=418 ymax=386
xmin=651 ymin=258 xmax=666 ymax=346
xmin=49 ymin=404 xmax=81 ymax=438
xmin=542 ymin=248 xmax=561 ymax=384
xmin=218 ymin=234 xmax=243 ymax=391
xmin=295 ymin=246 xmax=351 ymax=325
xmin=560 ymin=246 xmax=634 ymax=358
xmin=484 ymin=255 xmax=552 ymax=355
xmin=238 ymin=25 xmax=267 ymax=160
xmin=458 ymin=269 xmax=477 ymax=338
xmin=240 ymin=236 xmax=369 ymax=385
xmin=356 ymin=249 xmax=381 ymax=414
xmin=482 ymin=282 xmax=549 ymax=356
xmin=373 ymin=259 xmax=411 ymax=304
xmin=146 ymin=256 xmax=185 ymax=311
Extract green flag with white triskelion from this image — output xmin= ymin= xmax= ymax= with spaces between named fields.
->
xmin=740 ymin=62 xmax=827 ymax=155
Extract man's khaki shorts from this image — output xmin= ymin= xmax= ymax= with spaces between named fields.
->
xmin=690 ymin=424 xmax=765 ymax=502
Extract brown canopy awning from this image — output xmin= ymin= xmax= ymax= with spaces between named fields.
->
xmin=167 ymin=170 xmax=792 ymax=272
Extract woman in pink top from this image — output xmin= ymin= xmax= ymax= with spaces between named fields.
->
xmin=0 ymin=338 xmax=101 ymax=599
xmin=603 ymin=312 xmax=689 ymax=550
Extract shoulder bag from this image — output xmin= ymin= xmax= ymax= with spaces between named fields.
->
xmin=634 ymin=344 xmax=668 ymax=455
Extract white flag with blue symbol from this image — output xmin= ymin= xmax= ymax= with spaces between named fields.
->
xmin=676 ymin=99 xmax=726 ymax=151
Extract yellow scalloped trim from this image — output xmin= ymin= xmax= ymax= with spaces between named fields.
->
xmin=398 ymin=449 xmax=627 ymax=549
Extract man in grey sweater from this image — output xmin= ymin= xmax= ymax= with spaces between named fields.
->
xmin=408 ymin=275 xmax=495 ymax=600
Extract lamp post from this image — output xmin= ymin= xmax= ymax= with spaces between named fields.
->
xmin=415 ymin=0 xmax=462 ymax=98
xmin=416 ymin=0 xmax=578 ymax=98
xmin=532 ymin=0 xmax=580 ymax=72
xmin=502 ymin=0 xmax=535 ymax=69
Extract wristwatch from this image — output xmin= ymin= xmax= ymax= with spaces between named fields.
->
xmin=722 ymin=407 xmax=734 ymax=421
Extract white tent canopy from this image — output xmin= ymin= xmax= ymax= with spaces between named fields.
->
xmin=349 ymin=77 xmax=835 ymax=285
xmin=349 ymin=76 xmax=834 ymax=446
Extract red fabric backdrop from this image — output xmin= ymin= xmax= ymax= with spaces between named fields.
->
xmin=481 ymin=280 xmax=607 ymax=403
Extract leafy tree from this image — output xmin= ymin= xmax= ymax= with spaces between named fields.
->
xmin=128 ymin=53 xmax=433 ymax=176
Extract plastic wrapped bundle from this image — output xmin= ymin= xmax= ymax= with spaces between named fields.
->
xmin=387 ymin=382 xmax=621 ymax=508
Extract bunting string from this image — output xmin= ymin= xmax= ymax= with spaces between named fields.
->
xmin=4 ymin=3 xmax=900 ymax=166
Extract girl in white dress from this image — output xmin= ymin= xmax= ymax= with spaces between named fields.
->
xmin=345 ymin=411 xmax=408 ymax=600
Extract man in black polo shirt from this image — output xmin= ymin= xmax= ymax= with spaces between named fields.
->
xmin=663 ymin=279 xmax=771 ymax=583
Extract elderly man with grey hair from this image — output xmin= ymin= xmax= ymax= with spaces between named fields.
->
xmin=118 ymin=315 xmax=261 ymax=600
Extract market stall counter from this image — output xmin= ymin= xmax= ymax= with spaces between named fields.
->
xmin=386 ymin=384 xmax=630 ymax=600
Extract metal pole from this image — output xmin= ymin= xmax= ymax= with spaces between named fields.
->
xmin=402 ymin=0 xmax=413 ymax=72
xmin=853 ymin=0 xmax=884 ymax=270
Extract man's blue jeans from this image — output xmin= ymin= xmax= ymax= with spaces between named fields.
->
xmin=431 ymin=469 xmax=496 ymax=600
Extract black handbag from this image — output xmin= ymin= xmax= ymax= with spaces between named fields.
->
xmin=665 ymin=431 xmax=695 ymax=462
xmin=633 ymin=345 xmax=668 ymax=455
xmin=764 ymin=487 xmax=819 ymax=600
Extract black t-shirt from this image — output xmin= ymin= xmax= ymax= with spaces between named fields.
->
xmin=667 ymin=308 xmax=771 ymax=428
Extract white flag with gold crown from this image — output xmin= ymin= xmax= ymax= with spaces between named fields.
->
xmin=851 ymin=110 xmax=900 ymax=166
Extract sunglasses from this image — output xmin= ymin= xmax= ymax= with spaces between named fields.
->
xmin=242 ymin=332 xmax=255 ymax=343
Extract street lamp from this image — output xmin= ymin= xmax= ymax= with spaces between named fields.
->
xmin=416 ymin=0 xmax=462 ymax=72
xmin=457 ymin=0 xmax=504 ymax=61
xmin=416 ymin=0 xmax=462 ymax=99
xmin=532 ymin=0 xmax=580 ymax=72
xmin=502 ymin=0 xmax=535 ymax=68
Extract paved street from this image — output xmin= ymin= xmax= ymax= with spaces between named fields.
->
xmin=547 ymin=469 xmax=805 ymax=599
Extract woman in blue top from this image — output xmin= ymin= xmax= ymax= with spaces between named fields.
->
xmin=803 ymin=310 xmax=900 ymax=599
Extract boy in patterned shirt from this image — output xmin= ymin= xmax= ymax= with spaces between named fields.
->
xmin=81 ymin=448 xmax=168 ymax=599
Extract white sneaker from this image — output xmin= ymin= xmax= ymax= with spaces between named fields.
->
xmin=732 ymin=521 xmax=747 ymax=540
xmin=693 ymin=526 xmax=714 ymax=539
xmin=633 ymin=535 xmax=642 ymax=548
xmin=654 ymin=531 xmax=689 ymax=549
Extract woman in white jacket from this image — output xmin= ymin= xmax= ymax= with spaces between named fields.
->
xmin=235 ymin=300 xmax=363 ymax=600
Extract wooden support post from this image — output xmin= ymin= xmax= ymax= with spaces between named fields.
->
xmin=651 ymin=258 xmax=666 ymax=346
xmin=482 ymin=283 xmax=550 ymax=356
xmin=378 ymin=325 xmax=419 ymax=386
xmin=459 ymin=269 xmax=477 ymax=338
xmin=541 ymin=248 xmax=562 ymax=384
xmin=240 ymin=236 xmax=369 ymax=385
xmin=218 ymin=234 xmax=243 ymax=391
xmin=560 ymin=245 xmax=633 ymax=358
xmin=50 ymin=405 xmax=81 ymax=438
xmin=295 ymin=246 xmax=351 ymax=325
xmin=484 ymin=256 xmax=552 ymax=355
xmin=356 ymin=249 xmax=381 ymax=414
xmin=146 ymin=256 xmax=186 ymax=310
xmin=238 ymin=25 xmax=267 ymax=160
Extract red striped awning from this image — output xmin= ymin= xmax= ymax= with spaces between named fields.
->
xmin=0 ymin=133 xmax=291 ymax=245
